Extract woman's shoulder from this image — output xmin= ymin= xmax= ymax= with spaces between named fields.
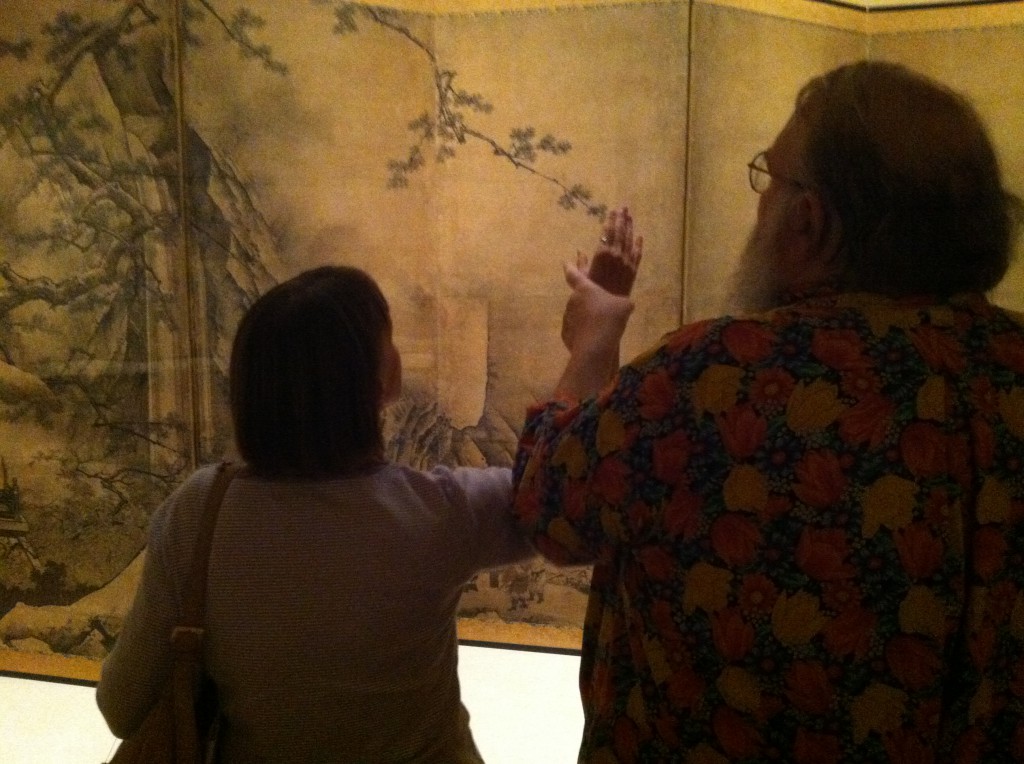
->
xmin=147 ymin=463 xmax=231 ymax=539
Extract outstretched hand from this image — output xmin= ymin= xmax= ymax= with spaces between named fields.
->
xmin=561 ymin=261 xmax=635 ymax=356
xmin=554 ymin=206 xmax=643 ymax=400
xmin=578 ymin=206 xmax=643 ymax=297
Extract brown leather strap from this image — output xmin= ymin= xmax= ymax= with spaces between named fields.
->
xmin=174 ymin=461 xmax=241 ymax=644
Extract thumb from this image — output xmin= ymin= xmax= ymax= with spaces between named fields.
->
xmin=563 ymin=260 xmax=587 ymax=289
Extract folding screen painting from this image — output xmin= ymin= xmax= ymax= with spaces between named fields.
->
xmin=0 ymin=0 xmax=688 ymax=680
xmin=2 ymin=0 xmax=1023 ymax=683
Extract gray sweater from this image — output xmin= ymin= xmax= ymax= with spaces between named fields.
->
xmin=97 ymin=462 xmax=533 ymax=762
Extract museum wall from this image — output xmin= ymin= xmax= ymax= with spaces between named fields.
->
xmin=868 ymin=18 xmax=1024 ymax=312
xmin=684 ymin=0 xmax=1024 ymax=321
xmin=1 ymin=0 xmax=1022 ymax=681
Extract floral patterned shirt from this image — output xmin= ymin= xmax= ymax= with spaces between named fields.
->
xmin=513 ymin=291 xmax=1024 ymax=763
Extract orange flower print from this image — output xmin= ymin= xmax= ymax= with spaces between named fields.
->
xmin=899 ymin=587 xmax=947 ymax=641
xmin=895 ymin=522 xmax=945 ymax=580
xmin=989 ymin=331 xmax=1024 ymax=373
xmin=652 ymin=430 xmax=693 ymax=485
xmin=840 ymin=368 xmax=882 ymax=399
xmin=613 ymin=716 xmax=640 ymax=761
xmin=664 ymin=319 xmax=712 ymax=354
xmin=591 ymin=456 xmax=631 ymax=505
xmin=721 ymin=321 xmax=776 ymax=363
xmin=638 ymin=367 xmax=677 ymax=419
xmin=987 ymin=579 xmax=1018 ymax=624
xmin=772 ymin=592 xmax=829 ymax=646
xmin=562 ymin=481 xmax=588 ymax=521
xmin=716 ymin=666 xmax=762 ymax=714
xmin=886 ymin=634 xmax=942 ymax=691
xmin=717 ymin=404 xmax=768 ymax=459
xmin=793 ymin=451 xmax=848 ymax=508
xmin=738 ymin=573 xmax=778 ymax=616
xmin=654 ymin=712 xmax=682 ymax=749
xmin=978 ymin=475 xmax=1012 ymax=524
xmin=664 ymin=487 xmax=702 ymax=540
xmin=923 ymin=489 xmax=951 ymax=528
xmin=711 ymin=513 xmax=762 ymax=567
xmin=666 ymin=664 xmax=706 ymax=710
xmin=821 ymin=580 xmax=863 ymax=612
xmin=823 ymin=606 xmax=877 ymax=658
xmin=1011 ymin=661 xmax=1024 ymax=701
xmin=969 ymin=376 xmax=999 ymax=416
xmin=863 ymin=474 xmax=917 ymax=538
xmin=913 ymin=698 xmax=943 ymax=738
xmin=626 ymin=500 xmax=653 ymax=536
xmin=839 ymin=393 xmax=895 ymax=447
xmin=651 ymin=599 xmax=680 ymax=640
xmin=973 ymin=525 xmax=1008 ymax=581
xmin=796 ymin=527 xmax=856 ymax=581
xmin=999 ymin=388 xmax=1024 ymax=439
xmin=713 ymin=706 xmax=763 ymax=759
xmin=515 ymin=490 xmax=542 ymax=525
xmin=534 ymin=535 xmax=575 ymax=567
xmin=1013 ymin=723 xmax=1024 ymax=764
xmin=900 ymin=422 xmax=950 ymax=478
xmin=811 ymin=327 xmax=871 ymax=370
xmin=794 ymin=727 xmax=842 ymax=764
xmin=785 ymin=661 xmax=834 ymax=715
xmin=684 ymin=562 xmax=733 ymax=615
xmin=970 ymin=415 xmax=996 ymax=471
xmin=851 ymin=683 xmax=908 ymax=744
xmin=883 ymin=728 xmax=937 ymax=764
xmin=724 ymin=464 xmax=770 ymax=514
xmin=712 ymin=606 xmax=755 ymax=661
xmin=910 ymin=323 xmax=966 ymax=373
xmin=640 ymin=546 xmax=678 ymax=582
xmin=749 ymin=368 xmax=795 ymax=410
xmin=693 ymin=365 xmax=744 ymax=415
xmin=952 ymin=727 xmax=985 ymax=764
xmin=786 ymin=380 xmax=845 ymax=434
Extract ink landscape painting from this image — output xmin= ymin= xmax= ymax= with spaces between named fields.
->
xmin=0 ymin=0 xmax=687 ymax=679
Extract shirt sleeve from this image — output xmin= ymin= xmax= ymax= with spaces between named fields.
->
xmin=432 ymin=465 xmax=535 ymax=575
xmin=512 ymin=325 xmax=712 ymax=566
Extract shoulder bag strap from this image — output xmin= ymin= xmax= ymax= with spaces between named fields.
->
xmin=168 ymin=461 xmax=240 ymax=763
xmin=174 ymin=461 xmax=241 ymax=643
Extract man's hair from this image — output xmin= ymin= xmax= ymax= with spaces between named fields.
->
xmin=797 ymin=60 xmax=1022 ymax=297
xmin=229 ymin=265 xmax=390 ymax=477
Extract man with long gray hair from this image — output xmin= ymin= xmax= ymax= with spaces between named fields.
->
xmin=515 ymin=61 xmax=1024 ymax=762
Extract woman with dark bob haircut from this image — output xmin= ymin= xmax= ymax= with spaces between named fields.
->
xmin=97 ymin=265 xmax=534 ymax=762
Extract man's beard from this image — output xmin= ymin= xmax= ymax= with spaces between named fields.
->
xmin=729 ymin=205 xmax=789 ymax=315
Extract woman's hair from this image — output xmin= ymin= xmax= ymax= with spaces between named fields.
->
xmin=229 ymin=265 xmax=391 ymax=477
xmin=796 ymin=60 xmax=1022 ymax=297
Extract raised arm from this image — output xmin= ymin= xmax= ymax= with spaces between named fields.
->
xmin=555 ymin=206 xmax=643 ymax=400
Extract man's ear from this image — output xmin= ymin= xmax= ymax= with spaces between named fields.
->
xmin=784 ymin=190 xmax=839 ymax=272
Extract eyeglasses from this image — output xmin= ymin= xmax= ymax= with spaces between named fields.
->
xmin=747 ymin=150 xmax=809 ymax=194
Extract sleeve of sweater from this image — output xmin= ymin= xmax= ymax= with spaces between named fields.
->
xmin=431 ymin=465 xmax=536 ymax=576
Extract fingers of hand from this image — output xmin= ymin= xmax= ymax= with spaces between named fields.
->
xmin=632 ymin=235 xmax=644 ymax=266
xmin=600 ymin=207 xmax=634 ymax=252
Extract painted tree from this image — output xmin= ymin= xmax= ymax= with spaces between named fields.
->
xmin=0 ymin=0 xmax=601 ymax=615
xmin=317 ymin=2 xmax=606 ymax=216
